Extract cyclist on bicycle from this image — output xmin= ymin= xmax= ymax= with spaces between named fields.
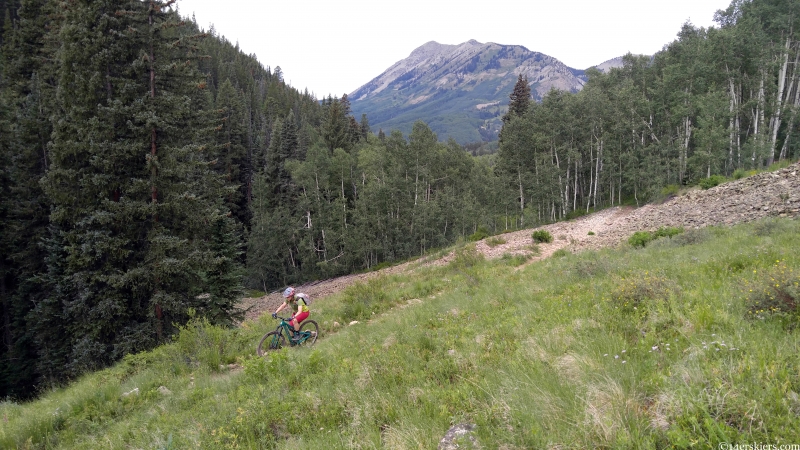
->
xmin=272 ymin=286 xmax=310 ymax=340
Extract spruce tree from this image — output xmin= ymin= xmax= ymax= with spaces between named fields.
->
xmin=38 ymin=0 xmax=242 ymax=381
xmin=0 ymin=0 xmax=57 ymax=397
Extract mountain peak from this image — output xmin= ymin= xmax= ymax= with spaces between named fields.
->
xmin=351 ymin=40 xmax=605 ymax=143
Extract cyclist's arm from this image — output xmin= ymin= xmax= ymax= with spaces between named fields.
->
xmin=296 ymin=304 xmax=303 ymax=316
xmin=275 ymin=301 xmax=288 ymax=314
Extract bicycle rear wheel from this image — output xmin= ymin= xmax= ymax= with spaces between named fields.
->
xmin=296 ymin=320 xmax=319 ymax=347
xmin=257 ymin=331 xmax=286 ymax=356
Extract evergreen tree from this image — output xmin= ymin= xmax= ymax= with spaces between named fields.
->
xmin=0 ymin=0 xmax=57 ymax=397
xmin=503 ymin=74 xmax=531 ymax=122
xmin=37 ymin=0 xmax=242 ymax=382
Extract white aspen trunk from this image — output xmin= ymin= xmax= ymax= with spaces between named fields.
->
xmin=586 ymin=135 xmax=594 ymax=213
xmin=769 ymin=39 xmax=792 ymax=165
xmin=780 ymin=51 xmax=800 ymax=161
xmin=517 ymin=167 xmax=525 ymax=227
xmin=752 ymin=74 xmax=766 ymax=165
xmin=573 ymin=160 xmax=578 ymax=211
xmin=728 ymin=75 xmax=737 ymax=172
xmin=565 ymin=155 xmax=571 ymax=215
xmin=554 ymin=147 xmax=564 ymax=218
xmin=683 ymin=117 xmax=691 ymax=181
xmin=594 ymin=138 xmax=602 ymax=209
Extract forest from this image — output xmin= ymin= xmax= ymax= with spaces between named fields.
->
xmin=1 ymin=0 xmax=799 ymax=398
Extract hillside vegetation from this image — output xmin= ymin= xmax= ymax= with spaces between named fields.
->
xmin=2 ymin=214 xmax=800 ymax=448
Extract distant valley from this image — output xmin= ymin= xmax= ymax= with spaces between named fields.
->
xmin=350 ymin=40 xmax=625 ymax=144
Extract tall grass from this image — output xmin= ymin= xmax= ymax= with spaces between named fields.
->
xmin=2 ymin=218 xmax=800 ymax=448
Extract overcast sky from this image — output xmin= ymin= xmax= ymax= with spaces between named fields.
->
xmin=177 ymin=0 xmax=733 ymax=99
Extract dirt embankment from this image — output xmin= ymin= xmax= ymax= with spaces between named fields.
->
xmin=240 ymin=163 xmax=800 ymax=321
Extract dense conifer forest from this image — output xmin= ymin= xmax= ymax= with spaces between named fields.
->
xmin=1 ymin=0 xmax=798 ymax=398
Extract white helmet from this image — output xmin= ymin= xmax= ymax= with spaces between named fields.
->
xmin=282 ymin=286 xmax=295 ymax=298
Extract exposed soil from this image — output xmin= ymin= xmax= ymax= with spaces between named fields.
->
xmin=240 ymin=163 xmax=800 ymax=322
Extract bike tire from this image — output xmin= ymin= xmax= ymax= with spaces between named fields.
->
xmin=257 ymin=331 xmax=286 ymax=356
xmin=297 ymin=320 xmax=319 ymax=347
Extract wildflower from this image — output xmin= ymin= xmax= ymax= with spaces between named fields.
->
xmin=615 ymin=355 xmax=619 ymax=359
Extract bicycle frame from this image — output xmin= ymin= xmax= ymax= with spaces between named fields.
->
xmin=273 ymin=316 xmax=312 ymax=346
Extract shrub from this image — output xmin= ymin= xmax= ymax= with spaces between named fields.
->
xmin=628 ymin=231 xmax=653 ymax=248
xmin=732 ymin=168 xmax=749 ymax=180
xmin=587 ymin=231 xmax=595 ymax=236
xmin=565 ymin=209 xmax=588 ymax=220
xmin=653 ymin=226 xmax=684 ymax=239
xmin=532 ymin=230 xmax=553 ymax=243
xmin=553 ymin=248 xmax=569 ymax=258
xmin=699 ymin=175 xmax=726 ymax=190
xmin=609 ymin=273 xmax=681 ymax=313
xmin=450 ymin=244 xmax=484 ymax=270
xmin=743 ymin=260 xmax=800 ymax=328
xmin=486 ymin=236 xmax=507 ymax=247
xmin=468 ymin=226 xmax=489 ymax=242
xmin=630 ymin=227 xmax=684 ymax=248
xmin=660 ymin=184 xmax=680 ymax=197
xmin=501 ymin=253 xmax=531 ymax=266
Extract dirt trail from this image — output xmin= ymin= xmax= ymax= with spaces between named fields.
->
xmin=240 ymin=163 xmax=800 ymax=322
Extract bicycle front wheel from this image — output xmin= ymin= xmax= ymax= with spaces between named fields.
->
xmin=297 ymin=320 xmax=319 ymax=347
xmin=257 ymin=331 xmax=286 ymax=356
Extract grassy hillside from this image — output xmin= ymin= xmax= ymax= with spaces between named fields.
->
xmin=3 ymin=218 xmax=800 ymax=448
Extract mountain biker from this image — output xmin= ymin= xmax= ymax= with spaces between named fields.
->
xmin=272 ymin=287 xmax=310 ymax=340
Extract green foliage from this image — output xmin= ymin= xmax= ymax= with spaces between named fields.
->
xmin=486 ymin=236 xmax=507 ymax=247
xmin=552 ymin=248 xmax=569 ymax=257
xmin=699 ymin=175 xmax=727 ymax=189
xmin=587 ymin=231 xmax=595 ymax=236
xmin=743 ymin=260 xmax=800 ymax=328
xmin=3 ymin=219 xmax=800 ymax=448
xmin=500 ymin=253 xmax=531 ymax=266
xmin=629 ymin=227 xmax=684 ymax=248
xmin=531 ymin=230 xmax=553 ymax=243
xmin=660 ymin=184 xmax=680 ymax=198
xmin=450 ymin=244 xmax=485 ymax=270
xmin=469 ymin=226 xmax=490 ymax=242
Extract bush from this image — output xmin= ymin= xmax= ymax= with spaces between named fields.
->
xmin=468 ymin=226 xmax=489 ymax=242
xmin=628 ymin=231 xmax=653 ymax=248
xmin=660 ymin=184 xmax=680 ymax=197
xmin=450 ymin=244 xmax=484 ymax=270
xmin=501 ymin=253 xmax=531 ymax=266
xmin=486 ymin=236 xmax=507 ymax=247
xmin=609 ymin=272 xmax=681 ymax=314
xmin=587 ymin=231 xmax=595 ymax=236
xmin=699 ymin=175 xmax=727 ymax=190
xmin=629 ymin=227 xmax=684 ymax=248
xmin=532 ymin=230 xmax=553 ymax=243
xmin=732 ymin=168 xmax=751 ymax=180
xmin=743 ymin=260 xmax=800 ymax=328
xmin=653 ymin=226 xmax=684 ymax=239
xmin=553 ymin=248 xmax=569 ymax=258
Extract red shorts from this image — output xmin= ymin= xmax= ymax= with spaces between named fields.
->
xmin=292 ymin=311 xmax=309 ymax=324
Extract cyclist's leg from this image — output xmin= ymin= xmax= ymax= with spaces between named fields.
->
xmin=292 ymin=312 xmax=309 ymax=334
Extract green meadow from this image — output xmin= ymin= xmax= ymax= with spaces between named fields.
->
xmin=3 ymin=218 xmax=800 ymax=448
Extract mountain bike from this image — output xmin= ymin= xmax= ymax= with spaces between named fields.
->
xmin=257 ymin=316 xmax=319 ymax=355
